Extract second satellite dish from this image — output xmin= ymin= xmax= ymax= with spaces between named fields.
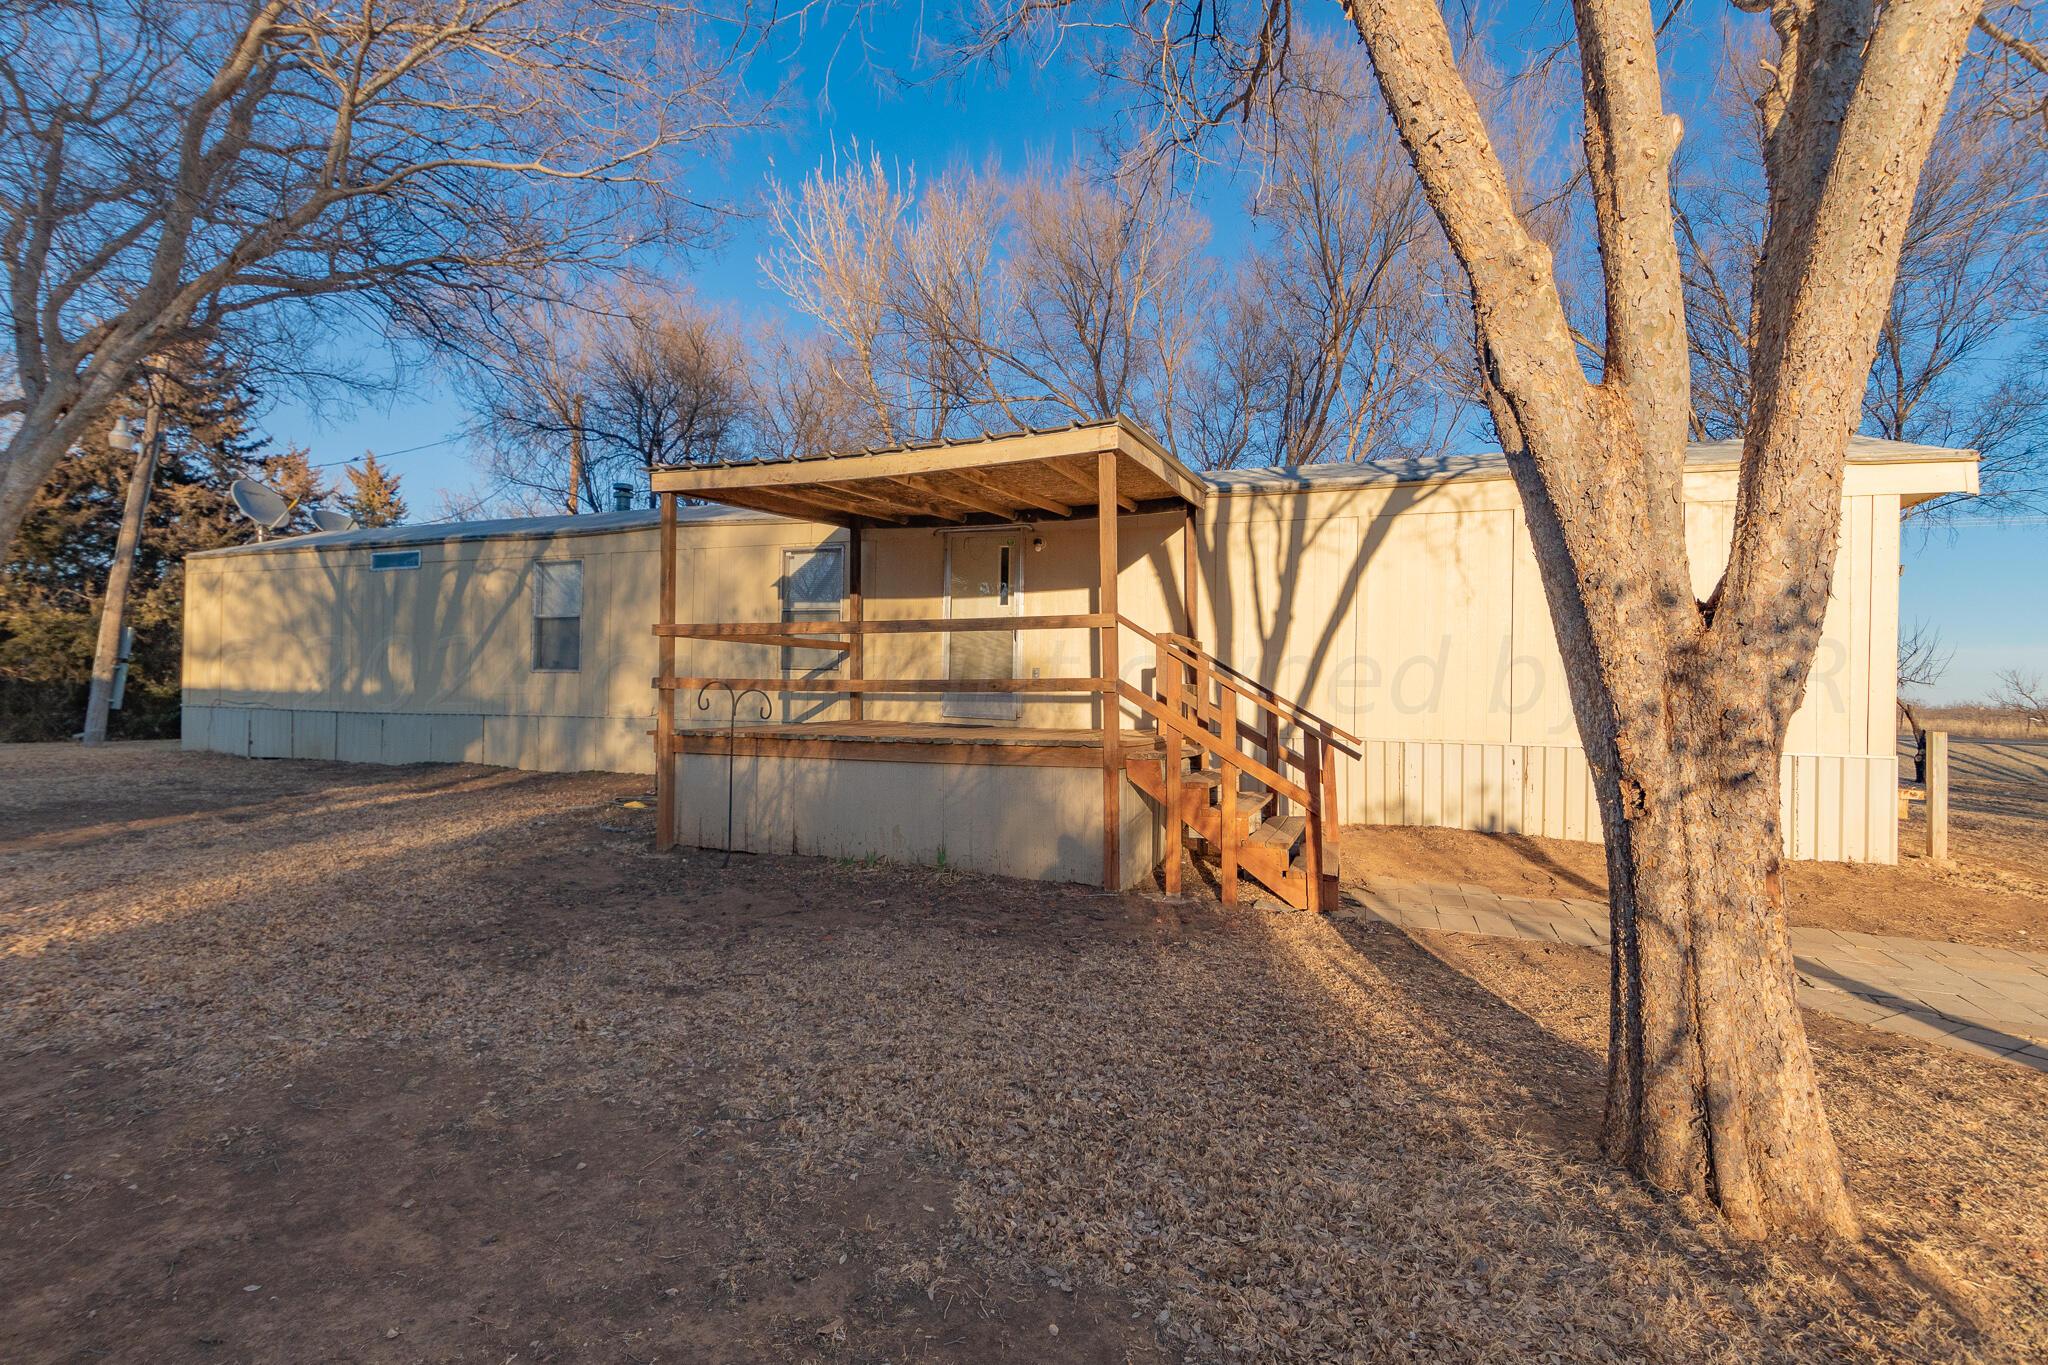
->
xmin=230 ymin=478 xmax=293 ymax=536
xmin=308 ymin=506 xmax=357 ymax=534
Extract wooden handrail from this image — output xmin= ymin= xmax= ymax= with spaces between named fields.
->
xmin=659 ymin=613 xmax=1106 ymax=638
xmin=1116 ymin=613 xmax=1359 ymax=750
xmin=655 ymin=676 xmax=1110 ymax=693
xmin=1119 ymin=682 xmax=1309 ymax=806
xmin=1163 ymin=639 xmax=1361 ymax=749
xmin=1116 ymin=613 xmax=1165 ymax=646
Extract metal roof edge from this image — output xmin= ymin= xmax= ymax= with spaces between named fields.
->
xmin=1199 ymin=437 xmax=1980 ymax=496
xmin=186 ymin=504 xmax=789 ymax=560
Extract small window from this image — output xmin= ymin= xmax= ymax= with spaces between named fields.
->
xmin=532 ymin=560 xmax=583 ymax=671
xmin=371 ymin=550 xmax=421 ymax=570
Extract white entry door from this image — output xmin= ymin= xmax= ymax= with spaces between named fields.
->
xmin=943 ymin=530 xmax=1021 ymax=721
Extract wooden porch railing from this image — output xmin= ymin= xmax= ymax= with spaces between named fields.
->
xmin=1118 ymin=615 xmax=1354 ymax=911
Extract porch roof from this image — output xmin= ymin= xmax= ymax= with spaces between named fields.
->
xmin=647 ymin=417 xmax=1205 ymax=527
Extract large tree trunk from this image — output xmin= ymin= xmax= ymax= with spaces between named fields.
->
xmin=1 ymin=349 xmax=150 ymax=556
xmin=1506 ymin=420 xmax=1860 ymax=1240
xmin=1597 ymin=695 xmax=1858 ymax=1238
xmin=0 ymin=425 xmax=63 ymax=557
xmin=1343 ymin=0 xmax=1981 ymax=1237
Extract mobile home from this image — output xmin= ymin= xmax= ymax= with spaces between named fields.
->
xmin=183 ymin=419 xmax=1976 ymax=898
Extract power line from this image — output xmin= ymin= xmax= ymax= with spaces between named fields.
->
xmin=302 ymin=429 xmax=475 ymax=469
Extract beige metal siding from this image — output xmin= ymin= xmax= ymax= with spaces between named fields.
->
xmin=184 ymin=459 xmax=1946 ymax=862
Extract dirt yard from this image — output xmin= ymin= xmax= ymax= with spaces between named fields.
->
xmin=1341 ymin=734 xmax=2048 ymax=950
xmin=4 ymin=744 xmax=2046 ymax=1363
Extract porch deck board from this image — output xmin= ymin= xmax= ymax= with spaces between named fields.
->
xmin=710 ymin=720 xmax=1155 ymax=748
xmin=668 ymin=720 xmax=1163 ymax=769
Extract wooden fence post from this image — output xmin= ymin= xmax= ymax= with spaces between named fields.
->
xmin=1926 ymin=729 xmax=1949 ymax=864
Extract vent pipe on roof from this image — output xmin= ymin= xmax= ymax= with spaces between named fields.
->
xmin=612 ymin=483 xmax=634 ymax=512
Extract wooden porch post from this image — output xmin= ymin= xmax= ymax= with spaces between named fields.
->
xmin=1182 ymin=504 xmax=1199 ymax=644
xmin=846 ymin=522 xmax=865 ymax=723
xmin=1162 ymin=641 xmax=1183 ymax=896
xmin=655 ymin=491 xmax=679 ymax=852
xmin=1098 ymin=449 xmax=1121 ymax=892
xmin=1302 ymin=733 xmax=1324 ymax=908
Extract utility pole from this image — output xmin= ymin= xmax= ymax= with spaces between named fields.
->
xmin=82 ymin=374 xmax=165 ymax=746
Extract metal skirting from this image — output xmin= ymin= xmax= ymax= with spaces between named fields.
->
xmin=1354 ymin=738 xmax=1899 ymax=865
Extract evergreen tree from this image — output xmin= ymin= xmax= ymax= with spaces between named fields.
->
xmin=0 ymin=347 xmax=274 ymax=739
xmin=259 ymin=449 xmax=334 ymax=532
xmin=339 ymin=452 xmax=408 ymax=528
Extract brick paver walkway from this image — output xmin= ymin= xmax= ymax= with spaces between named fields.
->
xmin=1336 ymin=878 xmax=2048 ymax=1072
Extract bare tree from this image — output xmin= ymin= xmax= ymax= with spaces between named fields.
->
xmin=763 ymin=151 xmax=1218 ymax=445
xmin=583 ymin=285 xmax=751 ymax=476
xmin=0 ymin=0 xmax=764 ymax=551
xmin=1898 ymin=620 xmax=1956 ymax=696
xmin=1678 ymin=26 xmax=2048 ymax=518
xmin=747 ymin=321 xmax=884 ymax=456
xmin=1230 ymin=35 xmax=1463 ymax=464
xmin=764 ymin=115 xmax=1460 ymax=469
xmin=1991 ymin=666 xmax=2048 ymax=724
xmin=1895 ymin=620 xmax=1954 ymax=765
xmin=465 ymin=283 xmax=753 ymax=505
xmin=1974 ymin=2 xmax=2048 ymax=138
xmin=1180 ymin=273 xmax=1284 ymax=470
xmin=762 ymin=151 xmax=982 ymax=442
xmin=988 ymin=165 xmax=1211 ymax=444
xmin=464 ymin=295 xmax=600 ymax=514
xmin=961 ymin=0 xmax=2009 ymax=1236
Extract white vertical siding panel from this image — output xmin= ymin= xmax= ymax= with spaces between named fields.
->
xmin=1402 ymin=743 xmax=1424 ymax=825
xmin=1848 ymin=499 xmax=1874 ymax=756
xmin=1421 ymin=744 xmax=1442 ymax=825
xmin=1797 ymin=754 xmax=1820 ymax=860
xmin=1543 ymin=748 xmax=1568 ymax=839
xmin=1521 ymin=748 xmax=1543 ymax=835
xmin=1481 ymin=744 xmax=1503 ymax=832
xmin=1842 ymin=759 xmax=1869 ymax=862
xmin=1816 ymin=756 xmax=1843 ymax=862
xmin=248 ymin=709 xmax=293 ymax=758
xmin=1563 ymin=757 xmax=1589 ymax=842
xmin=1470 ymin=745 xmax=1488 ymax=831
xmin=1503 ymin=746 xmax=1524 ymax=833
xmin=1865 ymin=496 xmax=1902 ymax=755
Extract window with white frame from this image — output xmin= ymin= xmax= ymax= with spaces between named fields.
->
xmin=532 ymin=561 xmax=583 ymax=671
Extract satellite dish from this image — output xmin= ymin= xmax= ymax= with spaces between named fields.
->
xmin=308 ymin=506 xmax=357 ymax=534
xmin=230 ymin=478 xmax=293 ymax=536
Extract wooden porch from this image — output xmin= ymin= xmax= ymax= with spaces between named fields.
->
xmin=647 ymin=418 xmax=1356 ymax=910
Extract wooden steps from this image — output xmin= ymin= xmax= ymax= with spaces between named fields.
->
xmin=1126 ymin=754 xmax=1335 ymax=911
xmin=1249 ymin=814 xmax=1306 ymax=850
xmin=1116 ymin=623 xmax=1352 ymax=914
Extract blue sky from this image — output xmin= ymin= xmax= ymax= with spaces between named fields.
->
xmin=258 ymin=3 xmax=2043 ymax=704
xmin=1900 ymin=523 xmax=2048 ymax=702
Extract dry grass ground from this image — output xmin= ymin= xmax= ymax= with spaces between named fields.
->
xmin=3 ymin=743 xmax=2046 ymax=1363
xmin=1340 ymin=734 xmax=2048 ymax=950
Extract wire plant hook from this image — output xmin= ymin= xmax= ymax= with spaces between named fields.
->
xmin=697 ymin=681 xmax=771 ymax=867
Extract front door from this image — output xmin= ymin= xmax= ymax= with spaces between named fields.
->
xmin=780 ymin=545 xmax=846 ymax=722
xmin=943 ymin=530 xmax=1020 ymax=721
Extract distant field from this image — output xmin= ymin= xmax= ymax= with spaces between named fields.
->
xmin=1904 ymin=706 xmax=2048 ymax=740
